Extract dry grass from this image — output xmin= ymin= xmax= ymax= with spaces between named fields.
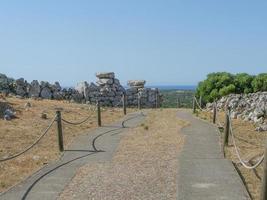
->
xmin=198 ymin=110 xmax=267 ymax=200
xmin=59 ymin=109 xmax=185 ymax=200
xmin=0 ymin=96 xmax=135 ymax=193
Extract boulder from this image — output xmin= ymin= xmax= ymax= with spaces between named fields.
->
xmin=256 ymin=124 xmax=267 ymax=132
xmin=4 ymin=109 xmax=15 ymax=120
xmin=28 ymin=80 xmax=41 ymax=98
xmin=40 ymin=87 xmax=52 ymax=99
xmin=75 ymin=81 xmax=89 ymax=97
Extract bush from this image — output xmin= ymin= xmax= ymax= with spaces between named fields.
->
xmin=196 ymin=72 xmax=267 ymax=103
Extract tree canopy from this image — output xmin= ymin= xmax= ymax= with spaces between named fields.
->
xmin=196 ymin=72 xmax=267 ymax=103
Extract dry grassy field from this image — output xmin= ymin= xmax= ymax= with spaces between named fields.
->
xmin=0 ymin=96 xmax=135 ymax=193
xmin=198 ymin=110 xmax=267 ymax=200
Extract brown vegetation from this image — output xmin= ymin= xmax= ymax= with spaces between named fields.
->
xmin=0 ymin=96 xmax=135 ymax=193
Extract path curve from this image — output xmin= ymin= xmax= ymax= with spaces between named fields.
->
xmin=0 ymin=112 xmax=145 ymax=200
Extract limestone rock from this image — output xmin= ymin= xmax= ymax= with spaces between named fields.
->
xmin=96 ymin=72 xmax=115 ymax=79
xmin=29 ymin=80 xmax=41 ymax=98
xmin=127 ymin=80 xmax=146 ymax=88
xmin=40 ymin=87 xmax=52 ymax=99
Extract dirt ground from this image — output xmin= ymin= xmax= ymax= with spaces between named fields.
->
xmin=0 ymin=96 xmax=135 ymax=193
xmin=59 ymin=109 xmax=186 ymax=200
xmin=198 ymin=109 xmax=267 ymax=200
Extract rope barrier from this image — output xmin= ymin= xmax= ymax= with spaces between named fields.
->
xmin=215 ymin=105 xmax=224 ymax=128
xmin=0 ymin=115 xmax=57 ymax=162
xmin=228 ymin=112 xmax=264 ymax=169
xmin=61 ymin=106 xmax=97 ymax=125
xmin=194 ymin=96 xmax=204 ymax=111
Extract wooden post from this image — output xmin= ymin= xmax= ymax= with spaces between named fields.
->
xmin=123 ymin=93 xmax=127 ymax=115
xmin=199 ymin=96 xmax=202 ymax=109
xmin=192 ymin=98 xmax=196 ymax=113
xmin=261 ymin=139 xmax=267 ymax=200
xmin=224 ymin=107 xmax=230 ymax=147
xmin=213 ymin=101 xmax=217 ymax=124
xmin=138 ymin=94 xmax=141 ymax=110
xmin=97 ymin=100 xmax=101 ymax=127
xmin=56 ymin=111 xmax=64 ymax=152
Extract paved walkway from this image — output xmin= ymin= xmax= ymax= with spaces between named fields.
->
xmin=0 ymin=112 xmax=145 ymax=200
xmin=176 ymin=110 xmax=250 ymax=200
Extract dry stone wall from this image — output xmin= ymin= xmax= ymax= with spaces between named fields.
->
xmin=0 ymin=72 xmax=161 ymax=108
xmin=207 ymin=92 xmax=267 ymax=131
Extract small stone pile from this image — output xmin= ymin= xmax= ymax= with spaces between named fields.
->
xmin=207 ymin=92 xmax=267 ymax=131
xmin=126 ymin=80 xmax=161 ymax=108
xmin=0 ymin=101 xmax=15 ymax=120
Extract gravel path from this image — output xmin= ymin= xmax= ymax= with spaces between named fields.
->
xmin=59 ymin=109 xmax=184 ymax=200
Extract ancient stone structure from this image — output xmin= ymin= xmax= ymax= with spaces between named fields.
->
xmin=126 ymin=80 xmax=161 ymax=108
xmin=0 ymin=72 xmax=162 ymax=108
xmin=207 ymin=92 xmax=267 ymax=131
xmin=75 ymin=72 xmax=125 ymax=106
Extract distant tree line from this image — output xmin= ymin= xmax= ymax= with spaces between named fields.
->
xmin=196 ymin=72 xmax=267 ymax=103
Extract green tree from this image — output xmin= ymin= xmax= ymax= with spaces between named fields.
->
xmin=234 ymin=73 xmax=254 ymax=94
xmin=252 ymin=73 xmax=267 ymax=92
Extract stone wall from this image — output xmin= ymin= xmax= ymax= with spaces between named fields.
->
xmin=0 ymin=72 xmax=161 ymax=108
xmin=126 ymin=80 xmax=161 ymax=108
xmin=207 ymin=92 xmax=267 ymax=131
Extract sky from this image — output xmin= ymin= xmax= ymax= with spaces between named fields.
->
xmin=0 ymin=0 xmax=266 ymax=86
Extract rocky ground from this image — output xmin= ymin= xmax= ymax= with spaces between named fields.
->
xmin=59 ymin=109 xmax=185 ymax=200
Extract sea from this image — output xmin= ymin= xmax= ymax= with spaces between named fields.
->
xmin=146 ymin=85 xmax=196 ymax=91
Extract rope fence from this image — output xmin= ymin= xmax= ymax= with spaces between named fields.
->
xmin=210 ymin=103 xmax=267 ymax=200
xmin=0 ymin=93 xmax=146 ymax=163
xmin=61 ymin=106 xmax=97 ymax=126
xmin=192 ymin=97 xmax=267 ymax=199
xmin=0 ymin=115 xmax=57 ymax=162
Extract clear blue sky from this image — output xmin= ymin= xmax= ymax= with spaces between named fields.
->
xmin=0 ymin=0 xmax=266 ymax=86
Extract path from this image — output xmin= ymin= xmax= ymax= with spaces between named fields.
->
xmin=0 ymin=112 xmax=145 ymax=200
xmin=176 ymin=110 xmax=251 ymax=200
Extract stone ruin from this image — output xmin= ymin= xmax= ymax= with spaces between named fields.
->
xmin=126 ymin=80 xmax=160 ymax=108
xmin=0 ymin=72 xmax=162 ymax=108
xmin=75 ymin=72 xmax=125 ymax=106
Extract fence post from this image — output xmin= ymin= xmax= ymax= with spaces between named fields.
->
xmin=261 ymin=139 xmax=267 ymax=200
xmin=199 ymin=96 xmax=202 ymax=108
xmin=213 ymin=101 xmax=217 ymax=124
xmin=224 ymin=106 xmax=230 ymax=147
xmin=56 ymin=111 xmax=64 ymax=152
xmin=123 ymin=93 xmax=127 ymax=115
xmin=97 ymin=100 xmax=101 ymax=127
xmin=138 ymin=94 xmax=141 ymax=110
xmin=192 ymin=98 xmax=196 ymax=113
